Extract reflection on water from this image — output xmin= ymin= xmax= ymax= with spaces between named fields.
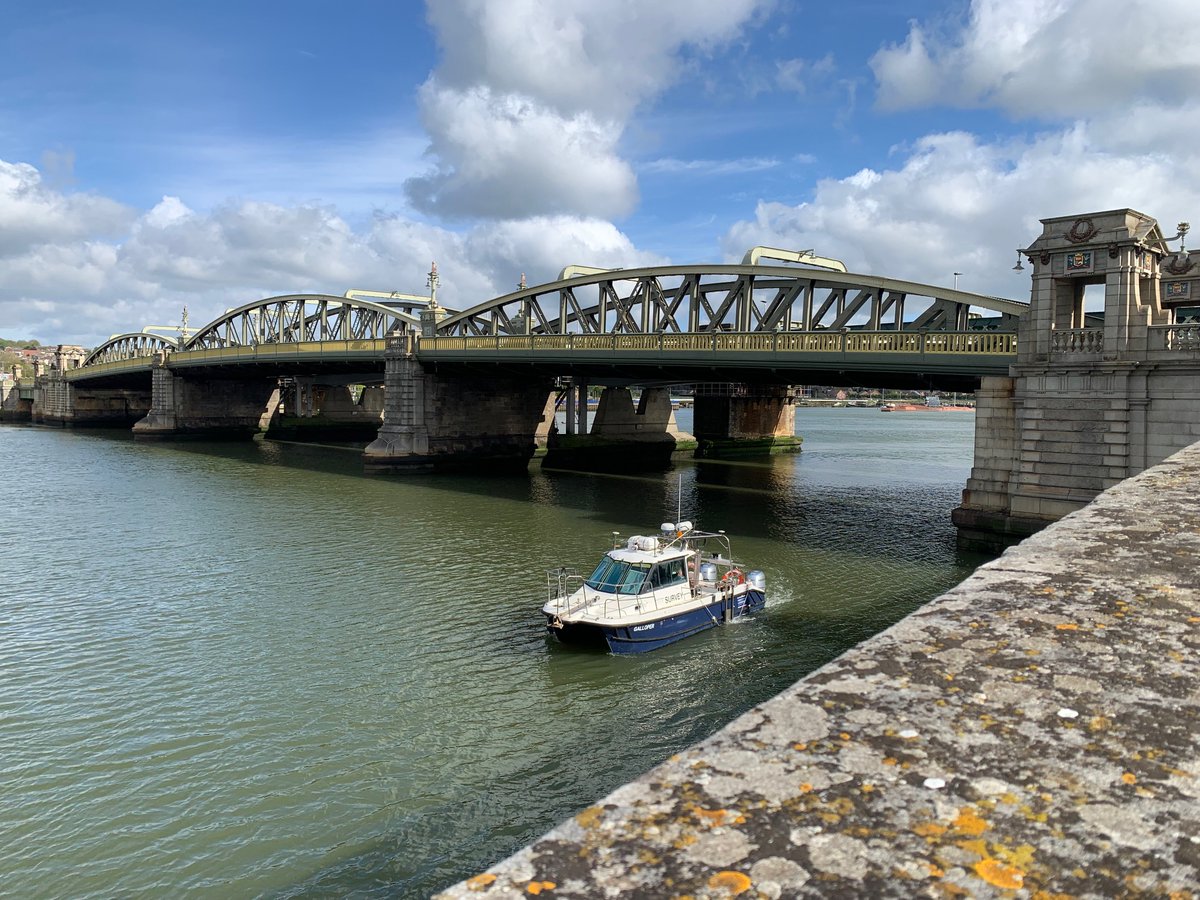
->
xmin=0 ymin=410 xmax=986 ymax=898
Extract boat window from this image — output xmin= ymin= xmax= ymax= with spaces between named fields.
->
xmin=617 ymin=563 xmax=650 ymax=595
xmin=585 ymin=557 xmax=651 ymax=594
xmin=585 ymin=556 xmax=624 ymax=591
xmin=651 ymin=559 xmax=687 ymax=589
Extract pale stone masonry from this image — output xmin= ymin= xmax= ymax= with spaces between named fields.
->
xmin=437 ymin=438 xmax=1200 ymax=899
xmin=955 ymin=208 xmax=1200 ymax=548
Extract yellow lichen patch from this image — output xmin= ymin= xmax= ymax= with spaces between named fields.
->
xmin=1188 ymin=616 xmax=1200 ymax=624
xmin=799 ymin=782 xmax=814 ymax=793
xmin=974 ymin=857 xmax=1025 ymax=889
xmin=953 ymin=807 xmax=990 ymax=837
xmin=465 ymin=873 xmax=497 ymax=891
xmin=575 ymin=807 xmax=604 ymax=829
xmin=957 ymin=838 xmax=989 ymax=859
xmin=839 ymin=732 xmax=852 ymax=740
xmin=793 ymin=742 xmax=808 ymax=751
xmin=914 ymin=822 xmax=948 ymax=839
xmin=706 ymin=871 xmax=752 ymax=895
xmin=691 ymin=806 xmax=745 ymax=828
xmin=526 ymin=881 xmax=556 ymax=895
xmin=928 ymin=863 xmax=945 ymax=878
xmin=1088 ymin=716 xmax=1110 ymax=732
xmin=1122 ymin=772 xmax=1138 ymax=785
xmin=672 ymin=833 xmax=698 ymax=849
xmin=883 ymin=757 xmax=898 ymax=766
xmin=1037 ymin=587 xmax=1055 ymax=595
xmin=1055 ymin=623 xmax=1079 ymax=631
xmin=860 ymin=783 xmax=875 ymax=793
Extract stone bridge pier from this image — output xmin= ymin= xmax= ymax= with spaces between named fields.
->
xmin=363 ymin=332 xmax=555 ymax=473
xmin=692 ymin=383 xmax=802 ymax=457
xmin=541 ymin=384 xmax=695 ymax=470
xmin=955 ymin=208 xmax=1200 ymax=549
xmin=132 ymin=353 xmax=280 ymax=438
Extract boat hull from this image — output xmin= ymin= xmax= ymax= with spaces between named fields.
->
xmin=547 ymin=589 xmax=765 ymax=654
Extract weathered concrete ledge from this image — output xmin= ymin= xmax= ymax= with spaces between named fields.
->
xmin=438 ymin=442 xmax=1200 ymax=898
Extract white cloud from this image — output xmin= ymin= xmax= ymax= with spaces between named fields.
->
xmin=406 ymin=84 xmax=637 ymax=219
xmin=722 ymin=126 xmax=1200 ymax=301
xmin=0 ymin=158 xmax=664 ymax=345
xmin=871 ymin=0 xmax=1200 ymax=117
xmin=407 ymin=0 xmax=770 ymax=219
xmin=722 ymin=0 xmax=1200 ymax=304
xmin=0 ymin=160 xmax=132 ymax=257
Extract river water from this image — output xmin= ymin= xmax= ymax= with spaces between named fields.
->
xmin=0 ymin=408 xmax=986 ymax=897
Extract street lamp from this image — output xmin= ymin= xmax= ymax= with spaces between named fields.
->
xmin=953 ymin=272 xmax=963 ymax=290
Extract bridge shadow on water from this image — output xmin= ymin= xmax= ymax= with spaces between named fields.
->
xmin=60 ymin=424 xmax=988 ymax=573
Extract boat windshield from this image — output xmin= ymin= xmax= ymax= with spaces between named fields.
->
xmin=585 ymin=556 xmax=651 ymax=595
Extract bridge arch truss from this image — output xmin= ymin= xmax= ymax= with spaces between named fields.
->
xmin=183 ymin=294 xmax=420 ymax=350
xmin=81 ymin=332 xmax=181 ymax=367
xmin=437 ymin=266 xmax=1027 ymax=338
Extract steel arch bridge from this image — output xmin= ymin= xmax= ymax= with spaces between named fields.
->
xmin=68 ymin=293 xmax=427 ymax=381
xmin=82 ymin=332 xmax=181 ymax=367
xmin=433 ymin=265 xmax=1027 ymax=337
xmin=66 ymin=268 xmax=1025 ymax=390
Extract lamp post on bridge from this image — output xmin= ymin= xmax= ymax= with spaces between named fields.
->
xmin=953 ymin=272 xmax=963 ymax=290
xmin=421 ymin=261 xmax=449 ymax=337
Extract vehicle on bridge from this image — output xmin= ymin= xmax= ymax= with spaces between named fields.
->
xmin=543 ymin=522 xmax=766 ymax=654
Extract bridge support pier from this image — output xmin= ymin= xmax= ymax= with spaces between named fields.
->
xmin=691 ymin=383 xmax=801 ymax=457
xmin=364 ymin=333 xmax=554 ymax=473
xmin=133 ymin=358 xmax=280 ymax=438
xmin=954 ymin=207 xmax=1200 ymax=551
xmin=25 ymin=371 xmax=151 ymax=427
xmin=542 ymin=387 xmax=696 ymax=470
xmin=267 ymin=383 xmax=385 ymax=443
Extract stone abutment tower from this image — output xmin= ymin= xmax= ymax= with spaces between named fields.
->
xmin=954 ymin=208 xmax=1200 ymax=549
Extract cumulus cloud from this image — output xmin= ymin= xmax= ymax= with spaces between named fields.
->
xmin=871 ymin=0 xmax=1200 ymax=117
xmin=723 ymin=0 xmax=1200 ymax=302
xmin=0 ymin=158 xmax=663 ymax=345
xmin=722 ymin=126 xmax=1200 ymax=301
xmin=406 ymin=0 xmax=769 ymax=220
xmin=0 ymin=160 xmax=132 ymax=257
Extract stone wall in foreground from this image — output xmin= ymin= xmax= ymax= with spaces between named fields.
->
xmin=438 ymin=441 xmax=1200 ymax=898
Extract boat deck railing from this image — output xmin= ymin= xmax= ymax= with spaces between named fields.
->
xmin=546 ymin=562 xmax=743 ymax=622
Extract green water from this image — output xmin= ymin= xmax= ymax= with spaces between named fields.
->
xmin=0 ymin=409 xmax=987 ymax=897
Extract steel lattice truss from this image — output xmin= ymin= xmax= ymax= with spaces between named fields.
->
xmin=183 ymin=294 xmax=419 ymax=350
xmin=82 ymin=332 xmax=181 ymax=366
xmin=437 ymin=266 xmax=1026 ymax=338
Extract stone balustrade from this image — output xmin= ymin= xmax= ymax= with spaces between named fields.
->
xmin=1050 ymin=327 xmax=1104 ymax=353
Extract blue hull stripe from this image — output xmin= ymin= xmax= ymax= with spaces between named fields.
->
xmin=548 ymin=590 xmax=765 ymax=654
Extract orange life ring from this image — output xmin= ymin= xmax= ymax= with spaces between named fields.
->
xmin=722 ymin=569 xmax=745 ymax=585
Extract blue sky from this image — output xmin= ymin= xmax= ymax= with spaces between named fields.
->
xmin=2 ymin=0 xmax=1198 ymax=345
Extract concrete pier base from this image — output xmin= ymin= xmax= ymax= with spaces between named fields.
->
xmin=542 ymin=387 xmax=696 ymax=470
xmin=266 ymin=384 xmax=384 ymax=443
xmin=22 ymin=372 xmax=151 ymax=427
xmin=364 ymin=335 xmax=553 ymax=473
xmin=692 ymin=383 xmax=801 ymax=458
xmin=133 ymin=365 xmax=280 ymax=438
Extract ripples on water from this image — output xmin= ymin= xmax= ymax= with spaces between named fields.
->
xmin=0 ymin=410 xmax=988 ymax=897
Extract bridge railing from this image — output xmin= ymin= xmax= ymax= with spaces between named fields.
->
xmin=421 ymin=331 xmax=1018 ymax=356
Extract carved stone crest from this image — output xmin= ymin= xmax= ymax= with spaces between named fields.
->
xmin=1164 ymin=254 xmax=1195 ymax=275
xmin=1065 ymin=218 xmax=1097 ymax=244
